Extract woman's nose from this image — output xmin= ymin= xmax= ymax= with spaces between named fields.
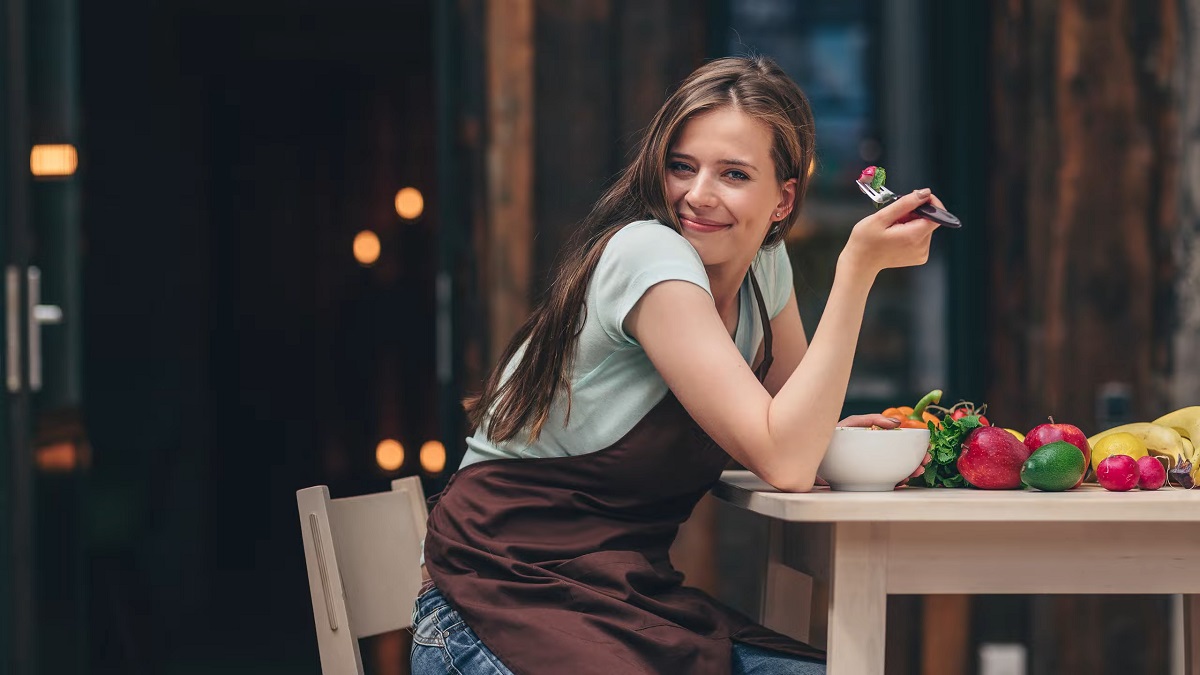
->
xmin=685 ymin=175 xmax=718 ymax=209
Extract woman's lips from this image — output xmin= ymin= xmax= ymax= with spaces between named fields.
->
xmin=679 ymin=215 xmax=730 ymax=233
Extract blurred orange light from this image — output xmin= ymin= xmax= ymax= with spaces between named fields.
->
xmin=394 ymin=187 xmax=424 ymax=220
xmin=30 ymin=144 xmax=78 ymax=177
xmin=420 ymin=440 xmax=446 ymax=474
xmin=353 ymin=230 xmax=381 ymax=266
xmin=35 ymin=441 xmax=78 ymax=472
xmin=376 ymin=439 xmax=404 ymax=471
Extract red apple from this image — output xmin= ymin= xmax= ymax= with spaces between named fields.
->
xmin=1097 ymin=455 xmax=1140 ymax=491
xmin=957 ymin=426 xmax=1033 ymax=489
xmin=1024 ymin=418 xmax=1091 ymax=488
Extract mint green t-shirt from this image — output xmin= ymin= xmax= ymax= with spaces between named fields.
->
xmin=460 ymin=219 xmax=794 ymax=468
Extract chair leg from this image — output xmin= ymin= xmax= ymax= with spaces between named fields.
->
xmin=1185 ymin=594 xmax=1200 ymax=675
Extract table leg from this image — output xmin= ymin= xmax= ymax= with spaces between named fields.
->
xmin=761 ymin=520 xmax=815 ymax=645
xmin=827 ymin=522 xmax=887 ymax=675
xmin=1186 ymin=594 xmax=1200 ymax=675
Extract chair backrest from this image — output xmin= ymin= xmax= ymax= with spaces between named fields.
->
xmin=297 ymin=477 xmax=428 ymax=675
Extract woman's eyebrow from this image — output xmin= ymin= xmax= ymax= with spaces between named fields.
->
xmin=668 ymin=152 xmax=758 ymax=171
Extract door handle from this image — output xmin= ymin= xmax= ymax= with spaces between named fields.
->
xmin=5 ymin=266 xmax=65 ymax=393
xmin=6 ymin=266 xmax=20 ymax=392
xmin=27 ymin=267 xmax=63 ymax=392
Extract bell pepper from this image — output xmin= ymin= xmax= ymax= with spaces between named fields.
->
xmin=883 ymin=389 xmax=943 ymax=429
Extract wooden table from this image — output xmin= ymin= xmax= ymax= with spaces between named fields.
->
xmin=714 ymin=471 xmax=1200 ymax=675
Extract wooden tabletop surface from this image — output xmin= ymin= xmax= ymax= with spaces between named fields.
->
xmin=715 ymin=470 xmax=1200 ymax=522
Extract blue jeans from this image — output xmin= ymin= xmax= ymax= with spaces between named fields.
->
xmin=410 ymin=584 xmax=826 ymax=674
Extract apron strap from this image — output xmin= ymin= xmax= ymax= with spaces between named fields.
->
xmin=748 ymin=270 xmax=774 ymax=382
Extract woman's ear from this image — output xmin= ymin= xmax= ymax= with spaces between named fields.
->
xmin=775 ymin=178 xmax=799 ymax=219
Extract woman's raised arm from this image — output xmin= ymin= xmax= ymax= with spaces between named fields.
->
xmin=626 ymin=189 xmax=941 ymax=492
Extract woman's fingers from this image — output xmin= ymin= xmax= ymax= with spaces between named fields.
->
xmin=874 ymin=188 xmax=932 ymax=225
xmin=884 ymin=190 xmax=947 ymax=230
xmin=838 ymin=414 xmax=902 ymax=428
xmin=844 ymin=188 xmax=943 ymax=274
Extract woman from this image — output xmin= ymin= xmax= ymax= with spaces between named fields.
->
xmin=413 ymin=56 xmax=944 ymax=674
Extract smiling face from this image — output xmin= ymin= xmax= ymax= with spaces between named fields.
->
xmin=665 ymin=107 xmax=796 ymax=269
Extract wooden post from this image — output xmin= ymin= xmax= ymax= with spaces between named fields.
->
xmin=1176 ymin=0 xmax=1200 ymax=408
xmin=920 ymin=596 xmax=971 ymax=675
xmin=989 ymin=0 xmax=1179 ymax=431
xmin=484 ymin=0 xmax=534 ymax=366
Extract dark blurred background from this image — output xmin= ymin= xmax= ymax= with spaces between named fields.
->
xmin=2 ymin=0 xmax=1197 ymax=673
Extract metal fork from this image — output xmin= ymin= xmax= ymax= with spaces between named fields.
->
xmin=856 ymin=180 xmax=962 ymax=228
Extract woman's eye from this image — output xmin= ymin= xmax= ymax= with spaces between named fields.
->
xmin=726 ymin=170 xmax=749 ymax=181
xmin=668 ymin=161 xmax=693 ymax=173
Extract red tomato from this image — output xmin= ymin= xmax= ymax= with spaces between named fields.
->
xmin=949 ymin=408 xmax=990 ymax=426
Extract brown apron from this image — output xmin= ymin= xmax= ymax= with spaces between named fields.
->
xmin=424 ymin=272 xmax=824 ymax=674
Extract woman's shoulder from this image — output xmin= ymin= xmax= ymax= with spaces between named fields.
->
xmin=589 ymin=220 xmax=711 ymax=344
xmin=596 ymin=219 xmax=705 ymax=279
xmin=608 ymin=219 xmax=693 ymax=253
xmin=599 ymin=219 xmax=706 ymax=280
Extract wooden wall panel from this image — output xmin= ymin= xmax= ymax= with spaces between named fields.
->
xmin=1177 ymin=0 xmax=1200 ymax=408
xmin=454 ymin=0 xmax=490 ymax=396
xmin=533 ymin=0 xmax=617 ymax=288
xmin=532 ymin=0 xmax=709 ymax=289
xmin=614 ymin=0 xmax=708 ymax=158
xmin=989 ymin=0 xmax=1179 ymax=433
xmin=485 ymin=0 xmax=534 ymax=367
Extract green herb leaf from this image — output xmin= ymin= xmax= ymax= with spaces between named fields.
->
xmin=918 ymin=414 xmax=983 ymax=488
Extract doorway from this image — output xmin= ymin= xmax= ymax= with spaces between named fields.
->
xmin=79 ymin=1 xmax=438 ymax=671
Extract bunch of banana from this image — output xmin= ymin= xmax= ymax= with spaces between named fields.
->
xmin=1153 ymin=406 xmax=1200 ymax=482
xmin=1087 ymin=406 xmax=1200 ymax=483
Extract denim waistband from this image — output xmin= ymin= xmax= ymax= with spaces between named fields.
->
xmin=412 ymin=580 xmax=443 ymax=623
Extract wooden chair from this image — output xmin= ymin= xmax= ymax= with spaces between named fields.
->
xmin=297 ymin=477 xmax=428 ymax=675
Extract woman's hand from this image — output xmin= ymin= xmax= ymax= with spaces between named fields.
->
xmin=836 ymin=413 xmax=931 ymax=483
xmin=840 ymin=189 xmax=945 ymax=277
xmin=836 ymin=413 xmax=901 ymax=429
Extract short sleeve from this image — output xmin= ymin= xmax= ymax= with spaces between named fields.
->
xmin=755 ymin=242 xmax=794 ymax=319
xmin=591 ymin=220 xmax=713 ymax=344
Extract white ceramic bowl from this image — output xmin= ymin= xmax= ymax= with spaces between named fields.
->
xmin=817 ymin=427 xmax=931 ymax=492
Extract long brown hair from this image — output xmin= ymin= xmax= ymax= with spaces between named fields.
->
xmin=467 ymin=55 xmax=816 ymax=443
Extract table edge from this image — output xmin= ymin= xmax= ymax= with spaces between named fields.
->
xmin=713 ymin=470 xmax=1200 ymax=522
